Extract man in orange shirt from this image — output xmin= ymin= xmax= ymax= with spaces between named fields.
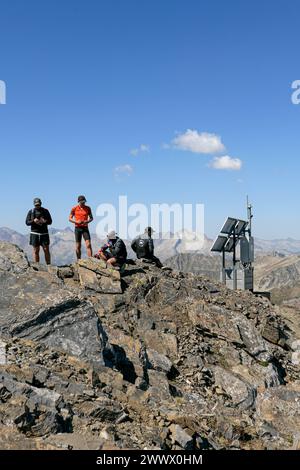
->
xmin=69 ymin=195 xmax=93 ymax=259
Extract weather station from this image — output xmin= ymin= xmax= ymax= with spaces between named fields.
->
xmin=211 ymin=197 xmax=255 ymax=291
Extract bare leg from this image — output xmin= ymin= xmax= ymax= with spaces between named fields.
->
xmin=42 ymin=245 xmax=51 ymax=265
xmin=98 ymin=252 xmax=108 ymax=262
xmin=76 ymin=242 xmax=81 ymax=260
xmin=85 ymin=240 xmax=92 ymax=257
xmin=33 ymin=246 xmax=40 ymax=263
xmin=106 ymin=257 xmax=117 ymax=267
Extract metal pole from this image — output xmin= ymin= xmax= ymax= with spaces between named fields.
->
xmin=233 ymin=227 xmax=236 ymax=266
xmin=247 ymin=195 xmax=252 ymax=237
xmin=246 ymin=195 xmax=254 ymax=291
xmin=222 ymin=249 xmax=226 ymax=285
xmin=233 ymin=227 xmax=237 ymax=290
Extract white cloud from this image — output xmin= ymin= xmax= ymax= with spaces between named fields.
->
xmin=171 ymin=129 xmax=225 ymax=154
xmin=114 ymin=164 xmax=133 ymax=179
xmin=210 ymin=155 xmax=242 ymax=171
xmin=130 ymin=144 xmax=150 ymax=156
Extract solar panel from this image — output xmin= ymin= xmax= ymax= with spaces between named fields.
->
xmin=211 ymin=204 xmax=254 ymax=290
xmin=224 ymin=237 xmax=236 ymax=252
xmin=211 ymin=216 xmax=251 ymax=254
xmin=211 ymin=235 xmax=228 ymax=252
xmin=235 ymin=219 xmax=248 ymax=236
xmin=220 ymin=217 xmax=237 ymax=234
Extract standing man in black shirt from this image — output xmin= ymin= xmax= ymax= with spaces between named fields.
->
xmin=26 ymin=198 xmax=52 ymax=264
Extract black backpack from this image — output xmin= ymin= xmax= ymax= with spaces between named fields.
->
xmin=136 ymin=237 xmax=149 ymax=258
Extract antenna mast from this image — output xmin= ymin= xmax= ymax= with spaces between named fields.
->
xmin=247 ymin=195 xmax=253 ymax=237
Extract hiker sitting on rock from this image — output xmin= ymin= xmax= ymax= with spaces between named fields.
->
xmin=131 ymin=226 xmax=163 ymax=268
xmin=94 ymin=231 xmax=127 ymax=270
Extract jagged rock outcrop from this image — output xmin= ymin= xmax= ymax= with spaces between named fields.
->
xmin=0 ymin=241 xmax=29 ymax=274
xmin=77 ymin=258 xmax=122 ymax=294
xmin=0 ymin=242 xmax=106 ymax=365
xmin=0 ymin=241 xmax=300 ymax=450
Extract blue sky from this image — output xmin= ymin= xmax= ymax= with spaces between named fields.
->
xmin=0 ymin=0 xmax=300 ymax=239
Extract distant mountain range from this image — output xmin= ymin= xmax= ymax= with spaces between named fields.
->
xmin=165 ymin=250 xmax=300 ymax=287
xmin=253 ymin=253 xmax=300 ymax=305
xmin=2 ymin=226 xmax=300 ymax=266
xmin=254 ymin=238 xmax=300 ymax=255
xmin=166 ymin=252 xmax=220 ymax=280
xmin=0 ymin=227 xmax=213 ymax=265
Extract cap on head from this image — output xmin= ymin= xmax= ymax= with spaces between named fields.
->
xmin=107 ymin=230 xmax=117 ymax=239
xmin=145 ymin=226 xmax=155 ymax=234
xmin=33 ymin=198 xmax=42 ymax=206
xmin=78 ymin=195 xmax=86 ymax=203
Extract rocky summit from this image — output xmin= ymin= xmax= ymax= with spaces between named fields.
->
xmin=0 ymin=241 xmax=300 ymax=450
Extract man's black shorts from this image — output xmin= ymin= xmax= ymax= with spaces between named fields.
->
xmin=30 ymin=233 xmax=50 ymax=247
xmin=75 ymin=227 xmax=91 ymax=243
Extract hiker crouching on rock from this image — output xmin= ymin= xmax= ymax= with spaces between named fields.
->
xmin=69 ymin=195 xmax=93 ymax=259
xmin=94 ymin=231 xmax=127 ymax=270
xmin=25 ymin=198 xmax=52 ymax=265
xmin=131 ymin=226 xmax=163 ymax=268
